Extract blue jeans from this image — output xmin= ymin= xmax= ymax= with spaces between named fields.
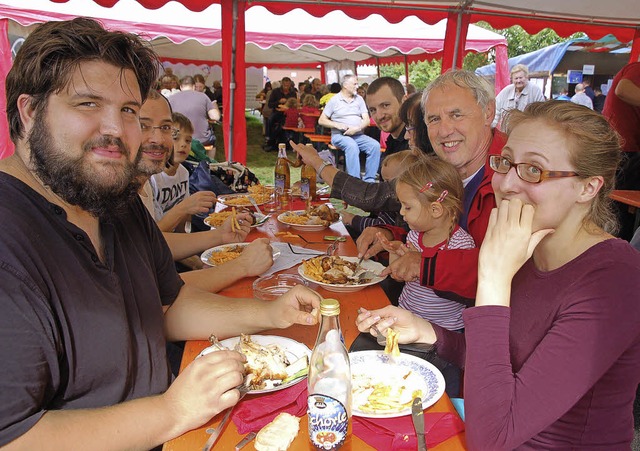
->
xmin=331 ymin=133 xmax=380 ymax=182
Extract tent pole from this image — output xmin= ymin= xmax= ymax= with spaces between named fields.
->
xmin=0 ymin=18 xmax=14 ymax=159
xmin=227 ymin=0 xmax=238 ymax=163
xmin=452 ymin=10 xmax=462 ymax=69
xmin=376 ymin=57 xmax=380 ymax=78
xmin=404 ymin=55 xmax=409 ymax=85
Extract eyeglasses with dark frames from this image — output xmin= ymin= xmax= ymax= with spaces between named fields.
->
xmin=140 ymin=122 xmax=178 ymax=136
xmin=489 ymin=155 xmax=580 ymax=184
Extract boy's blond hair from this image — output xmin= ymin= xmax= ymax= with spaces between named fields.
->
xmin=172 ymin=112 xmax=194 ymax=135
xmin=381 ymin=150 xmax=419 ymax=180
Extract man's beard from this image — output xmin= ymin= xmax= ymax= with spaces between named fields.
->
xmin=136 ymin=143 xmax=170 ymax=177
xmin=28 ymin=111 xmax=141 ymax=222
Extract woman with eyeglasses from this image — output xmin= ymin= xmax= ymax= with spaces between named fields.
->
xmin=357 ymin=101 xmax=640 ymax=449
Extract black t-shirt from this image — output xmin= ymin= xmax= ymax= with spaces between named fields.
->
xmin=0 ymin=173 xmax=183 ymax=445
xmin=383 ymin=127 xmax=410 ymax=158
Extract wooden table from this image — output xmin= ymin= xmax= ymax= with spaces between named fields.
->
xmin=163 ymin=201 xmax=466 ymax=450
xmin=610 ymin=190 xmax=640 ymax=231
xmin=284 ymin=126 xmax=316 ymax=144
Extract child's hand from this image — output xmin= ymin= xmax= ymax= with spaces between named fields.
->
xmin=376 ymin=232 xmax=404 ymax=256
xmin=340 ymin=210 xmax=354 ymax=226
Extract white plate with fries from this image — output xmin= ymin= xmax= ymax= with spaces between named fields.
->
xmin=298 ymin=256 xmax=386 ymax=292
xmin=277 ymin=210 xmax=337 ymax=232
xmin=350 ymin=351 xmax=445 ymax=418
xmin=201 ymin=242 xmax=281 ymax=267
xmin=217 ymin=192 xmax=272 ymax=208
xmin=204 ymin=210 xmax=269 ymax=229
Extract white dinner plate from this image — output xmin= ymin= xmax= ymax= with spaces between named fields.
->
xmin=277 ymin=210 xmax=338 ymax=232
xmin=204 ymin=212 xmax=269 ymax=229
xmin=217 ymin=193 xmax=271 ymax=208
xmin=198 ymin=335 xmax=311 ymax=394
xmin=298 ymin=256 xmax=386 ymax=293
xmin=350 ymin=350 xmax=445 ymax=418
xmin=201 ymin=242 xmax=280 ymax=267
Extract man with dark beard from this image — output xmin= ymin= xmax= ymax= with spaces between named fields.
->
xmin=0 ymin=18 xmax=322 ymax=449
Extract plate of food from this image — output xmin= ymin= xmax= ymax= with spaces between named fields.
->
xmin=277 ymin=204 xmax=340 ymax=231
xmin=201 ymin=242 xmax=281 ymax=267
xmin=350 ymin=350 xmax=445 ymax=418
xmin=217 ymin=191 xmax=272 ymax=208
xmin=204 ymin=209 xmax=269 ymax=229
xmin=298 ymin=256 xmax=386 ymax=292
xmin=198 ymin=335 xmax=311 ymax=394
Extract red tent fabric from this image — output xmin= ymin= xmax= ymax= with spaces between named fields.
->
xmin=3 ymin=0 xmax=639 ymax=162
xmin=0 ymin=18 xmax=14 ymax=159
xmin=0 ymin=1 xmax=507 ymax=161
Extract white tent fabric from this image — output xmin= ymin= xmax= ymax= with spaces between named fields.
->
xmin=0 ymin=0 xmax=505 ymax=66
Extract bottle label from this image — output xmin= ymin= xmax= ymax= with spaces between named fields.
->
xmin=308 ymin=394 xmax=348 ymax=450
xmin=274 ymin=173 xmax=286 ymax=195
xmin=300 ymin=177 xmax=310 ymax=199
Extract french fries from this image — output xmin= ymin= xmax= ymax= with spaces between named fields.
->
xmin=301 ymin=257 xmax=326 ymax=283
xmin=280 ymin=212 xmax=312 ymax=225
xmin=384 ymin=328 xmax=401 ymax=357
xmin=221 ymin=193 xmax=271 ymax=206
xmin=352 ymin=371 xmax=424 ymax=414
xmin=276 ymin=231 xmax=300 ymax=239
xmin=207 ymin=246 xmax=245 ymax=265
xmin=230 ymin=207 xmax=241 ymax=233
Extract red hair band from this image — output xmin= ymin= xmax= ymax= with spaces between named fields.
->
xmin=436 ymin=190 xmax=449 ymax=203
xmin=419 ymin=182 xmax=433 ymax=193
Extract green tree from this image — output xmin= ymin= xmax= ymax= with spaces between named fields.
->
xmin=378 ymin=24 xmax=586 ymax=84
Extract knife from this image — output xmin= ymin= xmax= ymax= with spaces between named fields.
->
xmin=412 ymin=396 xmax=427 ymax=451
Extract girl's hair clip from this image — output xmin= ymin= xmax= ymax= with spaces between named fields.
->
xmin=436 ymin=190 xmax=449 ymax=203
xmin=419 ymin=182 xmax=433 ymax=193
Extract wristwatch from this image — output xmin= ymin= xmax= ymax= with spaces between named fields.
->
xmin=317 ymin=160 xmax=332 ymax=177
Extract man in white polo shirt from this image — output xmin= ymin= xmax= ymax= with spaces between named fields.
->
xmin=319 ymin=74 xmax=380 ymax=182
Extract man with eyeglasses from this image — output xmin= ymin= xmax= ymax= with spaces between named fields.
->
xmin=137 ymin=90 xmax=275 ymax=285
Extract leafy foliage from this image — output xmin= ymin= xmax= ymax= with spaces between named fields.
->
xmin=378 ymin=23 xmax=585 ymax=90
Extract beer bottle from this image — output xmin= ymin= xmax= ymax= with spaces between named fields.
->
xmin=308 ymin=298 xmax=351 ymax=450
xmin=300 ymin=145 xmax=317 ymax=201
xmin=274 ymin=143 xmax=290 ymax=196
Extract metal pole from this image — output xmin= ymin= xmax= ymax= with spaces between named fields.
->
xmin=228 ymin=0 xmax=238 ymax=163
xmin=452 ymin=10 xmax=462 ymax=70
xmin=404 ymin=55 xmax=409 ymax=85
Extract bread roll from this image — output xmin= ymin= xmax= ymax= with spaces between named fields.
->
xmin=254 ymin=412 xmax=300 ymax=451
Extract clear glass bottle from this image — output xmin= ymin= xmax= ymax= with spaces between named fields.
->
xmin=308 ymin=298 xmax=351 ymax=450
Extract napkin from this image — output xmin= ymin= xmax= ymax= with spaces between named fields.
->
xmin=353 ymin=412 xmax=465 ymax=450
xmin=231 ymin=381 xmax=308 ymax=434
xmin=259 ymin=242 xmax=323 ymax=277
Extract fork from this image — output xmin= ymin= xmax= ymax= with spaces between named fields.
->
xmin=246 ymin=195 xmax=265 ymax=216
xmin=358 ymin=308 xmax=387 ymax=346
xmin=202 ymin=384 xmax=250 ymax=451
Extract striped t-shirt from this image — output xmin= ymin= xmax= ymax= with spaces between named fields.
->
xmin=398 ymin=226 xmax=475 ymax=330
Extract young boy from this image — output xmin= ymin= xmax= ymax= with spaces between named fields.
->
xmin=150 ymin=112 xmax=217 ymax=232
xmin=341 ymin=150 xmax=418 ymax=234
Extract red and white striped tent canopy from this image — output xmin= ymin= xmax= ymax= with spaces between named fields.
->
xmin=1 ymin=0 xmax=639 ymax=162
